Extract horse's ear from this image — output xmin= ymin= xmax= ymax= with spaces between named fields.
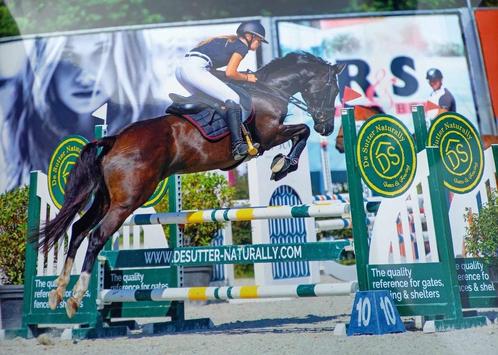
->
xmin=332 ymin=63 xmax=346 ymax=75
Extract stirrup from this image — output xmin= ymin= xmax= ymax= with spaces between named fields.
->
xmin=241 ymin=124 xmax=259 ymax=156
xmin=232 ymin=142 xmax=248 ymax=160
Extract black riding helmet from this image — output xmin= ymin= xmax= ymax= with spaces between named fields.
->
xmin=236 ymin=21 xmax=269 ymax=43
xmin=426 ymin=68 xmax=443 ymax=81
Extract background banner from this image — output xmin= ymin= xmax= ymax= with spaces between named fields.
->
xmin=276 ymin=14 xmax=478 ymax=174
xmin=475 ymin=9 xmax=498 ymax=122
xmin=0 ymin=22 xmax=257 ymax=192
xmin=0 ymin=13 xmax=483 ymax=191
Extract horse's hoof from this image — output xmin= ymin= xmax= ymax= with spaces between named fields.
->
xmin=66 ymin=297 xmax=79 ymax=318
xmin=271 ymin=170 xmax=286 ymax=181
xmin=271 ymin=159 xmax=298 ymax=181
xmin=270 ymin=154 xmax=286 ymax=173
xmin=48 ymin=289 xmax=63 ymax=310
xmin=287 ymin=162 xmax=298 ymax=174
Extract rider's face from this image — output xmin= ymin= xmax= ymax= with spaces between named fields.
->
xmin=249 ymin=36 xmax=262 ymax=51
xmin=53 ymin=34 xmax=117 ymax=115
xmin=428 ymin=79 xmax=442 ymax=91
xmin=243 ymin=34 xmax=262 ymax=51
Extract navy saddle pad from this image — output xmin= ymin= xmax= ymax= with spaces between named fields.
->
xmin=170 ymin=81 xmax=254 ymax=141
xmin=182 ymin=108 xmax=254 ymax=142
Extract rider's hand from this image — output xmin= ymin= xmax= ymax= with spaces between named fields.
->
xmin=247 ymin=73 xmax=257 ymax=83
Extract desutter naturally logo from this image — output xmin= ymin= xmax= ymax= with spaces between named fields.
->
xmin=48 ymin=135 xmax=168 ymax=209
xmin=48 ymin=135 xmax=89 ymax=209
xmin=356 ymin=115 xmax=416 ymax=197
xmin=427 ymin=113 xmax=483 ymax=193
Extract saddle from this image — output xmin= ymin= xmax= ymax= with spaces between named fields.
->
xmin=166 ymin=75 xmax=254 ymax=142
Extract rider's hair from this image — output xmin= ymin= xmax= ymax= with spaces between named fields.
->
xmin=196 ymin=35 xmax=238 ymax=47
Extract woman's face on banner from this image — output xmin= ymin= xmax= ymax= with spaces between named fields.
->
xmin=53 ymin=34 xmax=116 ymax=115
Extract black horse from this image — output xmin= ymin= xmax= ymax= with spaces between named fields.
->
xmin=39 ymin=51 xmax=345 ymax=317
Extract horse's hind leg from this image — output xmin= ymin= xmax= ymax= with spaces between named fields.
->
xmin=48 ymin=193 xmax=109 ymax=310
xmin=66 ymin=204 xmax=134 ymax=318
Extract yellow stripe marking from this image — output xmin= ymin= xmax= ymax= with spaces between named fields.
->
xmin=235 ymin=209 xmax=254 ymax=221
xmin=186 ymin=211 xmax=205 ymax=224
xmin=188 ymin=287 xmax=208 ymax=301
xmin=239 ymin=286 xmax=258 ymax=298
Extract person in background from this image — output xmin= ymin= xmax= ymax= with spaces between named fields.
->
xmin=426 ymin=68 xmax=456 ymax=124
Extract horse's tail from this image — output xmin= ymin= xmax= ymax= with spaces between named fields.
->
xmin=31 ymin=137 xmax=116 ymax=251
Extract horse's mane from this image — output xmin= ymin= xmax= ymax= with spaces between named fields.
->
xmin=256 ymin=51 xmax=329 ymax=81
xmin=214 ymin=51 xmax=329 ymax=102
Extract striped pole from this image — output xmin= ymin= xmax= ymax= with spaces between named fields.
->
xmin=100 ymin=282 xmax=357 ymax=303
xmin=315 ymin=218 xmax=352 ymax=232
xmin=313 ymin=194 xmax=380 ymax=214
xmin=315 ymin=216 xmax=375 ymax=232
xmin=313 ymin=193 xmax=350 ymax=203
xmin=124 ymin=203 xmax=350 ymax=226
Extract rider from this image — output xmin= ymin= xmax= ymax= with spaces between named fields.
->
xmin=175 ymin=21 xmax=268 ymax=160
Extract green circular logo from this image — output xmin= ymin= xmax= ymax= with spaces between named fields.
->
xmin=48 ymin=135 xmax=89 ymax=209
xmin=48 ymin=135 xmax=168 ymax=209
xmin=142 ymin=178 xmax=169 ymax=207
xmin=427 ymin=112 xmax=484 ymax=194
xmin=356 ymin=115 xmax=417 ymax=197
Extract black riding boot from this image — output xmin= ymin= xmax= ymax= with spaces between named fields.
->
xmin=225 ymin=100 xmax=248 ymax=160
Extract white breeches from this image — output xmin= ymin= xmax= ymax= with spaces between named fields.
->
xmin=175 ymin=56 xmax=250 ymax=120
xmin=176 ymin=56 xmax=240 ymax=104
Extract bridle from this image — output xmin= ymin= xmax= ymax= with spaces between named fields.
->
xmin=298 ymin=64 xmax=337 ymax=122
xmin=255 ymin=64 xmax=337 ymax=120
xmin=242 ymin=64 xmax=335 ymax=123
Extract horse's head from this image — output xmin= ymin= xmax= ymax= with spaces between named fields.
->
xmin=300 ymin=61 xmax=346 ymax=136
xmin=256 ymin=52 xmax=346 ymax=135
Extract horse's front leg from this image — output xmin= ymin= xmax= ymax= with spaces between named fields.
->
xmin=270 ymin=124 xmax=310 ymax=181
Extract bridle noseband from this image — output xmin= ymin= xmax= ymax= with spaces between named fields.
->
xmin=288 ymin=64 xmax=336 ymax=121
